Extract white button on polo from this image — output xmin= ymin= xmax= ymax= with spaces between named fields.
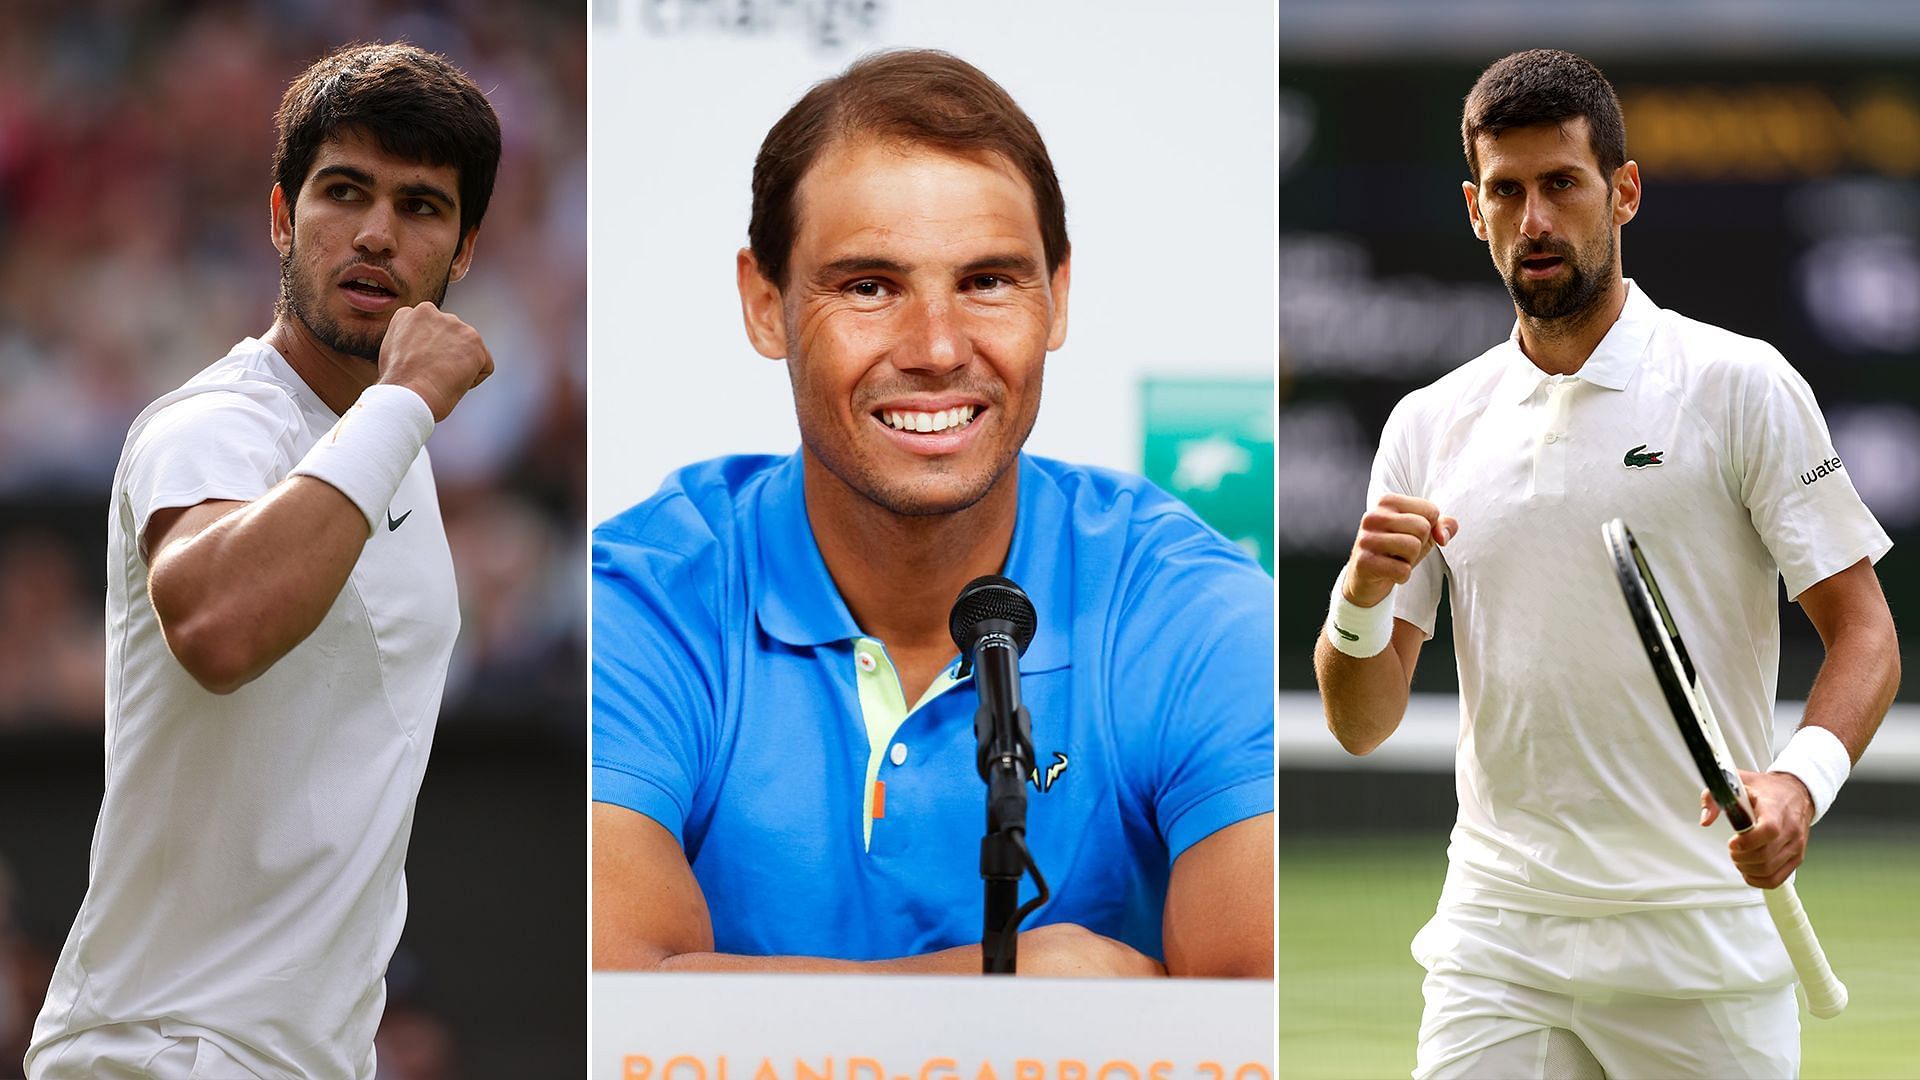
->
xmin=1545 ymin=432 xmax=1560 ymax=444
xmin=856 ymin=651 xmax=877 ymax=673
xmin=890 ymin=743 xmax=908 ymax=766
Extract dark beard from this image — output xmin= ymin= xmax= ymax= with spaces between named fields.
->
xmin=1504 ymin=228 xmax=1614 ymax=322
xmin=276 ymin=232 xmax=449 ymax=362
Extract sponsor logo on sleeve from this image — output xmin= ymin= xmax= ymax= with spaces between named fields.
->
xmin=1800 ymin=456 xmax=1844 ymax=486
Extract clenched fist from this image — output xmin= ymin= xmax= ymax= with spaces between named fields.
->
xmin=1702 ymin=770 xmax=1814 ymax=889
xmin=1344 ymin=493 xmax=1457 ymax=607
xmin=377 ymin=301 xmax=494 ymax=422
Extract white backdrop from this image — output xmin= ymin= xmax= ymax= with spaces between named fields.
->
xmin=588 ymin=0 xmax=1277 ymax=524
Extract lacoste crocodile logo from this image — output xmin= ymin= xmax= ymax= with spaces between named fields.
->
xmin=1623 ymin=444 xmax=1665 ymax=469
xmin=387 ymin=509 xmax=413 ymax=532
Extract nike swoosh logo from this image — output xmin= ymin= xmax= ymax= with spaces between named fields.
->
xmin=387 ymin=509 xmax=413 ymax=532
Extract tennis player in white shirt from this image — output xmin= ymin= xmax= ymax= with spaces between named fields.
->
xmin=1315 ymin=49 xmax=1900 ymax=1079
xmin=27 ymin=43 xmax=499 ymax=1080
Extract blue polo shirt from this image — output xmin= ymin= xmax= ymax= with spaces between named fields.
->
xmin=592 ymin=452 xmax=1273 ymax=962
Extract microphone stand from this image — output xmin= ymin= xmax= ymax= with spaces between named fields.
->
xmin=967 ymin=627 xmax=1032 ymax=975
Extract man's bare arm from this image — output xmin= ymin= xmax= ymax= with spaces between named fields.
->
xmin=1315 ymin=621 xmax=1426 ymax=755
xmin=147 ymin=488 xmax=372 ymax=694
xmin=591 ymin=802 xmax=721 ymax=969
xmin=1315 ymin=493 xmax=1452 ymax=754
xmin=591 ymin=802 xmax=1164 ymax=976
xmin=1794 ymin=557 xmax=1901 ymax=762
xmin=145 ymin=302 xmax=492 ymax=695
xmin=1161 ymin=812 xmax=1272 ymax=977
xmin=1714 ymin=558 xmax=1900 ymax=888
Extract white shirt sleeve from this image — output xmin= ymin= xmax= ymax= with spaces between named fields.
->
xmin=122 ymin=386 xmax=303 ymax=552
xmin=1735 ymin=348 xmax=1892 ymax=600
xmin=1367 ymin=395 xmax=1445 ymax=638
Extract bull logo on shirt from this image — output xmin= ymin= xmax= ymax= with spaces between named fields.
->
xmin=1028 ymin=752 xmax=1069 ymax=792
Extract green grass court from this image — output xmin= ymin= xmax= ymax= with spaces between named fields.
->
xmin=1279 ymin=831 xmax=1920 ymax=1078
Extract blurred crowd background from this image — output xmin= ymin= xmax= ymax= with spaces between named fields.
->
xmin=0 ymin=1 xmax=585 ymax=1076
xmin=1279 ymin=2 xmax=1920 ymax=1076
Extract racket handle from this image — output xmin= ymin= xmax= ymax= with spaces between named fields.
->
xmin=1763 ymin=883 xmax=1848 ymax=1018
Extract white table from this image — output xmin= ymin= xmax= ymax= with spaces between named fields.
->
xmin=593 ymin=973 xmax=1276 ymax=1080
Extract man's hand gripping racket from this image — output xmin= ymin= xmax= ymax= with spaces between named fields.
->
xmin=1601 ymin=518 xmax=1848 ymax=1019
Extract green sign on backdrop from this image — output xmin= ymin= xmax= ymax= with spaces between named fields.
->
xmin=1142 ymin=379 xmax=1275 ymax=573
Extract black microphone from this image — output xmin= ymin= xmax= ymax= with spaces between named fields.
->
xmin=949 ymin=575 xmax=1038 ymax=780
xmin=949 ymin=574 xmax=1040 ymax=974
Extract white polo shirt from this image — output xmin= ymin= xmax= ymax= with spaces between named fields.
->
xmin=1373 ymin=281 xmax=1889 ymax=918
xmin=29 ymin=339 xmax=459 ymax=1080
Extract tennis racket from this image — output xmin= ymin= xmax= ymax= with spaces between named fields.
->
xmin=1601 ymin=517 xmax=1848 ymax=1019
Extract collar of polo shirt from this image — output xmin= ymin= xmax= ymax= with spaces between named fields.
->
xmin=1497 ymin=279 xmax=1663 ymax=402
xmin=750 ymin=451 xmax=1073 ymax=675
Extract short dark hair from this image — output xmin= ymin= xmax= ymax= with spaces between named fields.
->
xmin=749 ymin=49 xmax=1069 ymax=290
xmin=273 ymin=42 xmax=502 ymax=238
xmin=1462 ymin=49 xmax=1625 ymax=184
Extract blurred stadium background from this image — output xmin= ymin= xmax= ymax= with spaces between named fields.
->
xmin=0 ymin=2 xmax=584 ymax=1076
xmin=1279 ymin=2 xmax=1920 ymax=1076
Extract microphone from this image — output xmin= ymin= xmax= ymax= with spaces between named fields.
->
xmin=949 ymin=575 xmax=1040 ymax=974
xmin=949 ymin=575 xmax=1038 ymax=782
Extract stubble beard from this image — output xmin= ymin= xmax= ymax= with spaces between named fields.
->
xmin=276 ymin=226 xmax=449 ymax=363
xmin=1503 ymin=225 xmax=1616 ymax=324
xmin=788 ymin=335 xmax=1040 ymax=520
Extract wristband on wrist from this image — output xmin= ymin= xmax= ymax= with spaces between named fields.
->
xmin=290 ymin=384 xmax=434 ymax=534
xmin=1768 ymin=725 xmax=1852 ymax=825
xmin=1325 ymin=572 xmax=1395 ymax=659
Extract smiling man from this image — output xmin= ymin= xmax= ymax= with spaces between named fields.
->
xmin=592 ymin=50 xmax=1274 ymax=977
xmin=27 ymin=43 xmax=499 ymax=1079
xmin=1315 ymin=50 xmax=1899 ymax=1077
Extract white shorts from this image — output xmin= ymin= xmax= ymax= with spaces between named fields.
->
xmin=1412 ymin=903 xmax=1800 ymax=1079
xmin=26 ymin=1021 xmax=265 ymax=1079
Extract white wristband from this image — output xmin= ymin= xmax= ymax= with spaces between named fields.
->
xmin=1768 ymin=726 xmax=1852 ymax=825
xmin=291 ymin=384 xmax=434 ymax=534
xmin=1325 ymin=572 xmax=1395 ymax=659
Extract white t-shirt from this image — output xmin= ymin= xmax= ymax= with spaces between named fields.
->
xmin=28 ymin=338 xmax=459 ymax=1080
xmin=1373 ymin=282 xmax=1889 ymax=922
